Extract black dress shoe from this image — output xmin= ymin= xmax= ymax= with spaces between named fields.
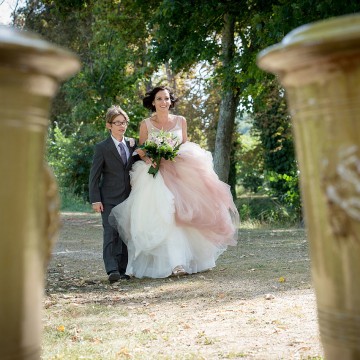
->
xmin=120 ymin=274 xmax=131 ymax=280
xmin=108 ymin=271 xmax=121 ymax=283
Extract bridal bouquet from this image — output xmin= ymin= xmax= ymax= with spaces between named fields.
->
xmin=140 ymin=130 xmax=181 ymax=177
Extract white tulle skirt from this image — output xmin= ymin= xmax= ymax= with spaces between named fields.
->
xmin=109 ymin=142 xmax=239 ymax=279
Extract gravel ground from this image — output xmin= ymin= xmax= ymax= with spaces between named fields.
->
xmin=42 ymin=213 xmax=324 ymax=359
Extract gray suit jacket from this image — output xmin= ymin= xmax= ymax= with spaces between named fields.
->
xmin=89 ymin=137 xmax=138 ymax=206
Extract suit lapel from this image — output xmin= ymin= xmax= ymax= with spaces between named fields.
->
xmin=125 ymin=139 xmax=131 ymax=154
xmin=106 ymin=137 xmax=123 ymax=165
xmin=107 ymin=137 xmax=134 ymax=168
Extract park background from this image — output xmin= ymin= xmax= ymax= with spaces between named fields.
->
xmin=3 ymin=0 xmax=359 ymax=224
xmin=3 ymin=1 xmax=360 ymax=359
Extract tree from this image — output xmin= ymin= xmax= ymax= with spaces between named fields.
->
xmin=248 ymin=0 xmax=360 ymax=214
xmin=147 ymin=0 xmax=248 ymax=182
xmin=213 ymin=13 xmax=240 ymax=181
xmin=18 ymin=0 xmax=155 ymax=197
xmin=15 ymin=0 xmax=360 ymax=205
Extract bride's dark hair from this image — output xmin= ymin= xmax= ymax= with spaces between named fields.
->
xmin=143 ymin=86 xmax=178 ymax=112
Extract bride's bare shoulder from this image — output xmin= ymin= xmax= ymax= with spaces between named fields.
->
xmin=173 ymin=114 xmax=186 ymax=124
xmin=170 ymin=114 xmax=185 ymax=119
xmin=141 ymin=117 xmax=152 ymax=125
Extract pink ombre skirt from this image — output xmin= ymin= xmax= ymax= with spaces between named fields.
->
xmin=109 ymin=142 xmax=239 ymax=278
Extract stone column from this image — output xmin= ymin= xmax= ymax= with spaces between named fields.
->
xmin=257 ymin=14 xmax=360 ymax=359
xmin=0 ymin=26 xmax=80 ymax=359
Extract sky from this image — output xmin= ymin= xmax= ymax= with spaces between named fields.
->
xmin=0 ymin=0 xmax=25 ymax=25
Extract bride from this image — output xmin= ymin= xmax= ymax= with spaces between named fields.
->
xmin=109 ymin=86 xmax=239 ymax=278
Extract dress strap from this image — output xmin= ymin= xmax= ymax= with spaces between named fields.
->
xmin=144 ymin=118 xmax=154 ymax=133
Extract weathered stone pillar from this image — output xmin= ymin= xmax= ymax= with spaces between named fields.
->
xmin=257 ymin=14 xmax=360 ymax=359
xmin=0 ymin=26 xmax=80 ymax=359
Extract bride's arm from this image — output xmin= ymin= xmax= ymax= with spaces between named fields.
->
xmin=134 ymin=120 xmax=148 ymax=159
xmin=139 ymin=120 xmax=148 ymax=146
xmin=137 ymin=120 xmax=152 ymax=165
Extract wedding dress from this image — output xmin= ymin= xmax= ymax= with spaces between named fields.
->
xmin=109 ymin=116 xmax=239 ymax=278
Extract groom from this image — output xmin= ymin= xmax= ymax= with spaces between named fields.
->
xmin=89 ymin=105 xmax=138 ymax=283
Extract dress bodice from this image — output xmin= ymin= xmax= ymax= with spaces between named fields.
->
xmin=145 ymin=116 xmax=183 ymax=143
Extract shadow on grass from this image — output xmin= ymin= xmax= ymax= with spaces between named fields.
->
xmin=46 ymin=216 xmax=313 ymax=308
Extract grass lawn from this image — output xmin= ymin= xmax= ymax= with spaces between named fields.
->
xmin=41 ymin=212 xmax=323 ymax=359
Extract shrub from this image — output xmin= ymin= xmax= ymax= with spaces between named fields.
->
xmin=47 ymin=123 xmax=105 ymax=201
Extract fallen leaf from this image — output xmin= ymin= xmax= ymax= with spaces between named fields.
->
xmin=57 ymin=325 xmax=65 ymax=332
xmin=265 ymin=293 xmax=275 ymax=300
xmin=91 ymin=337 xmax=102 ymax=343
xmin=117 ymin=347 xmax=131 ymax=358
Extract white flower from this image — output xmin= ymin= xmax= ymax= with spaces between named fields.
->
xmin=140 ymin=130 xmax=181 ymax=177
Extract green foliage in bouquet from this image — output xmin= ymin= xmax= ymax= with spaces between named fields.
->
xmin=140 ymin=130 xmax=181 ymax=177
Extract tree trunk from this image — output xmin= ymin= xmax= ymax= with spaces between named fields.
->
xmin=213 ymin=13 xmax=239 ymax=183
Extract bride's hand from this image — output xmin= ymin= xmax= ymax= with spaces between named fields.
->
xmin=142 ymin=156 xmax=153 ymax=166
xmin=147 ymin=157 xmax=157 ymax=168
xmin=137 ymin=148 xmax=146 ymax=158
xmin=150 ymin=158 xmax=157 ymax=168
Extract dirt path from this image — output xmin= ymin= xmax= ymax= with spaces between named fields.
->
xmin=42 ymin=213 xmax=324 ymax=359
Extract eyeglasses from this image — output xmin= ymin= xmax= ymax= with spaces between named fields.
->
xmin=111 ymin=121 xmax=128 ymax=126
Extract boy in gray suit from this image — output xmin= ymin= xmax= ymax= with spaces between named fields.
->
xmin=89 ymin=106 xmax=138 ymax=283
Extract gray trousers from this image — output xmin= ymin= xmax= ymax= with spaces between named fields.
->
xmin=101 ymin=204 xmax=128 ymax=274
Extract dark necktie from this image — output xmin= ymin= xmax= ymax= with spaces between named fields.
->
xmin=118 ymin=143 xmax=127 ymax=166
